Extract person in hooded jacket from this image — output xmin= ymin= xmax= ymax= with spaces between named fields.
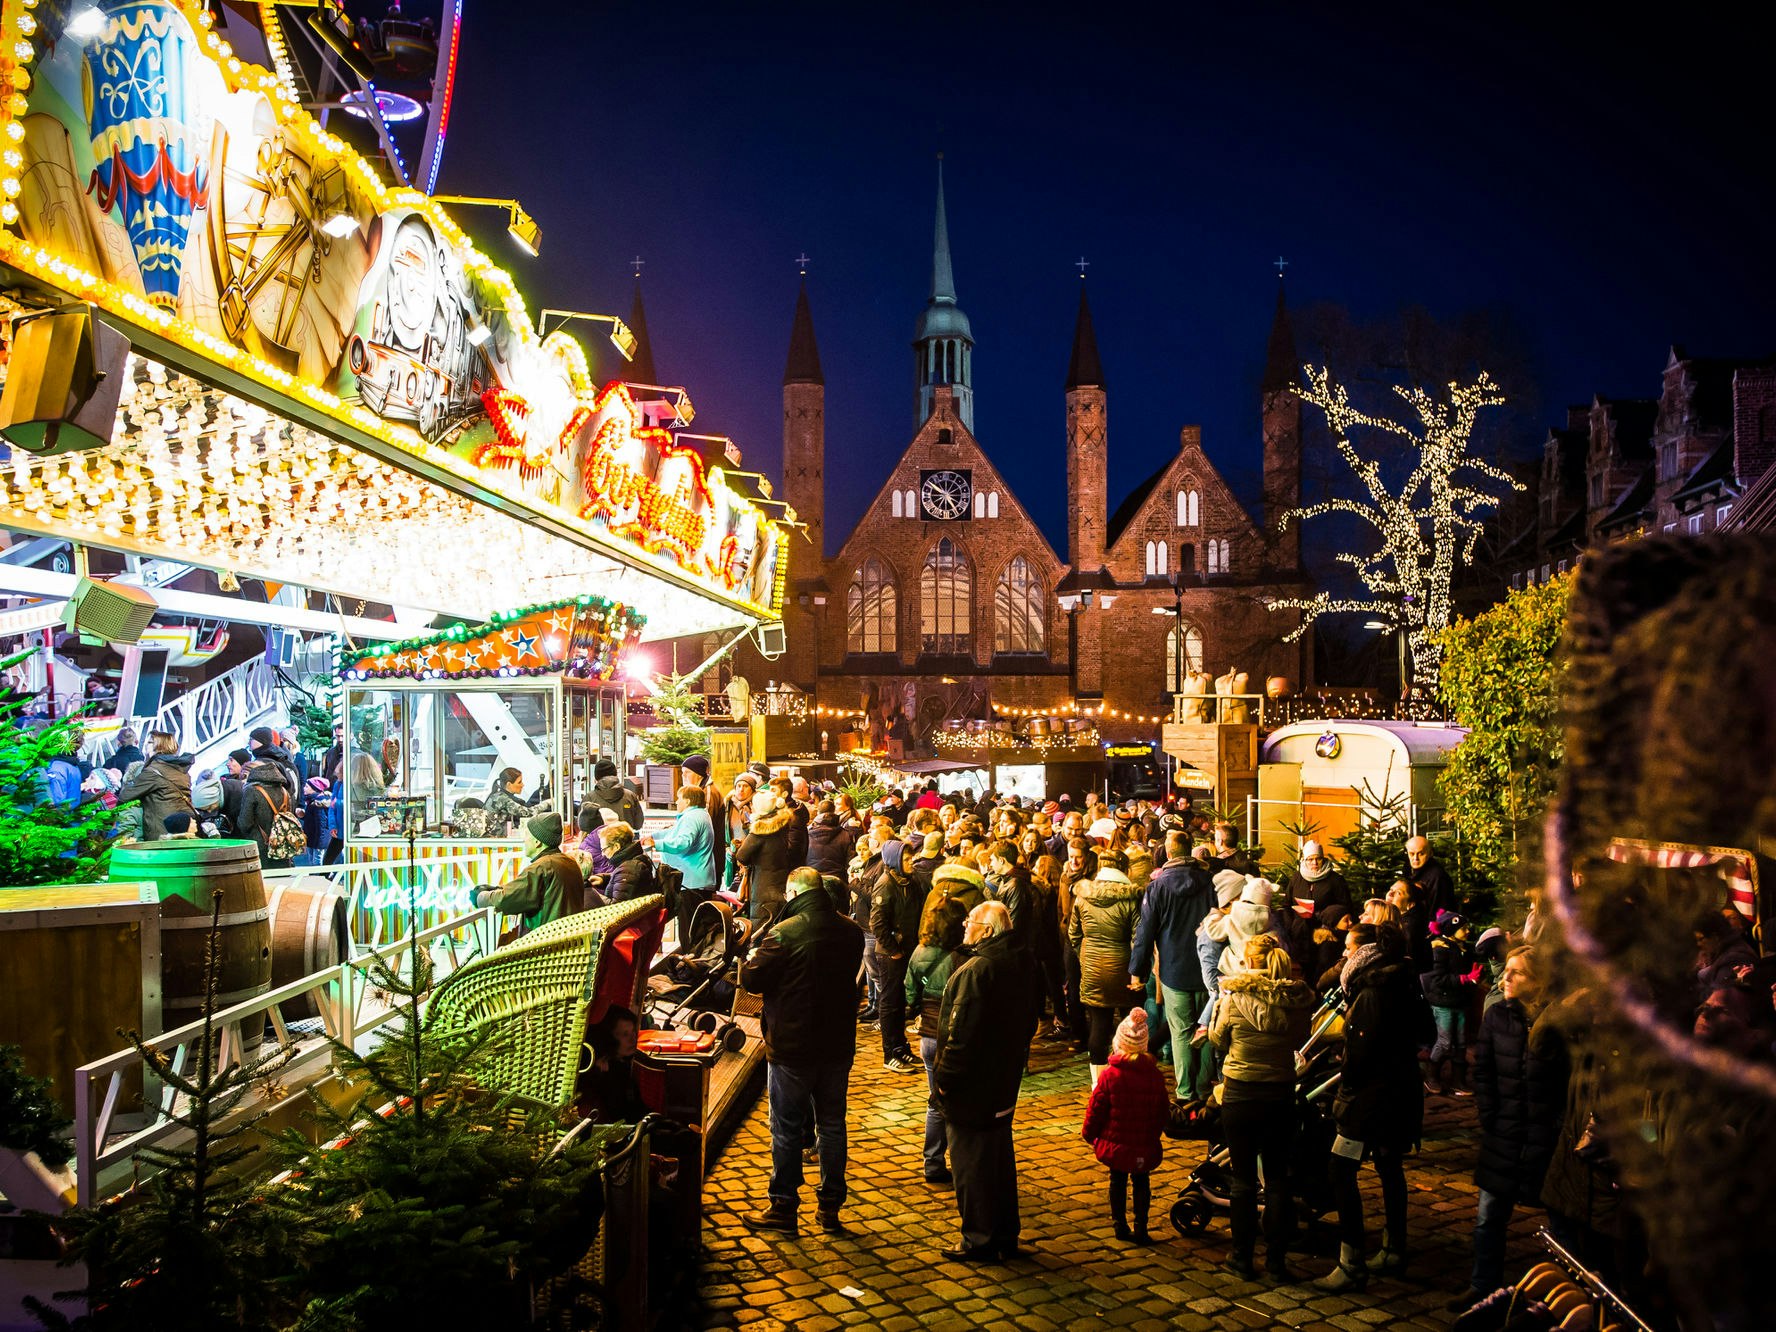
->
xmin=805 ymin=799 xmax=855 ymax=878
xmin=597 ymin=822 xmax=656 ymax=903
xmin=580 ymin=757 xmax=645 ymax=832
xmin=733 ymin=788 xmax=795 ymax=924
xmin=248 ymin=726 xmax=301 ymax=800
xmin=1449 ymin=945 xmax=1568 ymax=1312
xmin=849 ymin=830 xmax=887 ymax=1020
xmin=1315 ymin=921 xmax=1434 ymax=1293
xmin=1211 ymin=933 xmax=1314 ymax=1280
xmin=1081 ymin=1008 xmax=1169 ymax=1244
xmin=236 ymin=757 xmax=298 ymax=867
xmin=117 ymin=730 xmax=196 ymax=841
xmin=1068 ymin=860 xmax=1144 ymax=1087
xmin=905 ymin=884 xmax=969 ymax=1182
xmin=870 ymin=840 xmax=928 ymax=1074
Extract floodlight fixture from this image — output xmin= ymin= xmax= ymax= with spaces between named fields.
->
xmin=432 ymin=195 xmax=542 ymax=257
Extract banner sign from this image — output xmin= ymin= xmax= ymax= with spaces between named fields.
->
xmin=0 ymin=1 xmax=783 ymax=615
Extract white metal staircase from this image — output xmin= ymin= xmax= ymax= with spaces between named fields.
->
xmin=88 ymin=657 xmax=286 ymax=773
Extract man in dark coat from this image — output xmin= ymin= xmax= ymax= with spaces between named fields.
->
xmin=580 ymin=757 xmax=645 ymax=831
xmin=739 ymin=866 xmax=865 ymax=1236
xmin=1405 ymin=836 xmax=1456 ymax=917
xmin=934 ymin=900 xmax=1040 ymax=1261
xmin=237 ymin=758 xmax=298 ymax=867
xmin=733 ymin=792 xmax=795 ymax=925
xmin=804 ymin=800 xmax=855 ymax=878
xmin=1130 ymin=830 xmax=1217 ymax=1099
xmin=1284 ymin=839 xmax=1353 ymax=926
xmin=248 ymin=726 xmax=301 ymax=802
xmin=472 ymin=812 xmax=585 ymax=930
xmin=870 ymin=840 xmax=928 ymax=1075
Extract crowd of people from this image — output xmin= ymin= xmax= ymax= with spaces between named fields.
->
xmin=717 ymin=776 xmax=1773 ymax=1309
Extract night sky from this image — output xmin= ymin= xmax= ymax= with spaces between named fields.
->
xmin=426 ymin=1 xmax=1775 ymax=560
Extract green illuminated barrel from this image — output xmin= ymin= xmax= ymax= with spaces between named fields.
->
xmin=110 ymin=840 xmax=272 ymax=1041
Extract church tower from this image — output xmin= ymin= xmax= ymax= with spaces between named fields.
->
xmin=913 ymin=157 xmax=975 ymax=432
xmin=1065 ymin=278 xmax=1107 ymax=572
xmin=626 ymin=278 xmax=658 ymax=386
xmin=1261 ymin=280 xmax=1303 ymax=572
xmin=782 ymin=277 xmax=825 ymax=557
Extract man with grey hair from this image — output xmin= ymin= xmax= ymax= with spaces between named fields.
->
xmin=1405 ymin=835 xmax=1456 ymax=917
xmin=934 ymin=899 xmax=1039 ymax=1261
xmin=739 ymin=865 xmax=865 ymax=1236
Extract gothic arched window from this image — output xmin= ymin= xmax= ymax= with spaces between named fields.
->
xmin=994 ymin=555 xmax=1045 ymax=655
xmin=847 ymin=557 xmax=897 ymax=655
xmin=1164 ymin=621 xmax=1205 ymax=692
xmin=921 ymin=538 xmax=972 ymax=654
xmin=892 ymin=489 xmax=904 ymax=518
xmin=987 ymin=491 xmax=999 ymax=518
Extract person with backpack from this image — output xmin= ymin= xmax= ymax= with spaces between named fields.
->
xmin=237 ymin=758 xmax=304 ymax=868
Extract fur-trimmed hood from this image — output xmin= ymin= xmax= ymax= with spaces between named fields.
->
xmin=748 ymin=808 xmax=795 ymax=837
xmin=1075 ymin=868 xmax=1140 ymax=905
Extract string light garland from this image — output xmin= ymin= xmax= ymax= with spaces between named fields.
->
xmin=1265 ymin=365 xmax=1522 ymax=694
xmin=339 ymin=595 xmax=645 ymax=681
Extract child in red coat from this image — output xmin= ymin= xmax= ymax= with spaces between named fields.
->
xmin=1082 ymin=1008 xmax=1169 ymax=1242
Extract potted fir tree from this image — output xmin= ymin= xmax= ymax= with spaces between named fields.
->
xmin=636 ymin=675 xmax=712 ymax=805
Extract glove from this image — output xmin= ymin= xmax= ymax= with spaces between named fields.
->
xmin=471 ymin=886 xmax=496 ymax=909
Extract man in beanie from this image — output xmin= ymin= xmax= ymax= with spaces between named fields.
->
xmin=580 ymin=756 xmax=644 ymax=832
xmin=739 ymin=866 xmax=865 ymax=1236
xmin=472 ymin=812 xmax=584 ymax=930
xmin=248 ymin=725 xmax=300 ymax=800
xmin=934 ymin=900 xmax=1039 ymax=1261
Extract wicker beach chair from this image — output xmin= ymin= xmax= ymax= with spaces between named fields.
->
xmin=426 ymin=895 xmax=668 ymax=1107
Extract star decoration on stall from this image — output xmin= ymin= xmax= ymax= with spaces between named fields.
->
xmin=338 ymin=596 xmax=647 ymax=682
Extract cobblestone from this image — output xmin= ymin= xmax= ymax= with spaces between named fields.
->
xmin=665 ymin=1034 xmax=1549 ymax=1328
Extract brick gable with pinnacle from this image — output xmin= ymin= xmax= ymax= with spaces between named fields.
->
xmin=1103 ymin=425 xmax=1267 ymax=586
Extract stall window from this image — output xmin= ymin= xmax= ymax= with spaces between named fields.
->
xmin=994 ymin=555 xmax=1045 ymax=654
xmin=921 ymin=537 xmax=972 ymax=654
xmin=847 ymin=557 xmax=898 ymax=654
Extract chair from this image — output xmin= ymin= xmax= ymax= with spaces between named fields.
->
xmin=426 ymin=895 xmax=667 ymax=1107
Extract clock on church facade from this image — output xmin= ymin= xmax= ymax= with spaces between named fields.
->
xmin=919 ymin=468 xmax=973 ymax=520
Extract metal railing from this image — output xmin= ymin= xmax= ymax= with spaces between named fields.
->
xmin=263 ymin=847 xmax=529 ymax=949
xmin=85 ymin=657 xmax=282 ymax=769
xmin=1169 ymin=691 xmax=1269 ymax=727
xmin=72 ymin=906 xmax=500 ymax=1207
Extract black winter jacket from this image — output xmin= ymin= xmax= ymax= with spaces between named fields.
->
xmin=871 ymin=866 xmax=928 ymax=960
xmin=1334 ymin=952 xmax=1434 ymax=1150
xmin=783 ymin=799 xmax=810 ymax=867
xmin=580 ymin=775 xmax=645 ymax=832
xmin=1283 ymin=865 xmax=1353 ymax=926
xmin=805 ymin=814 xmax=855 ymax=878
xmin=739 ymin=887 xmax=865 ymax=1066
xmin=934 ymin=932 xmax=1040 ymax=1127
xmin=1473 ymin=997 xmax=1568 ymax=1197
xmin=733 ymin=809 xmax=795 ymax=917
xmin=237 ymin=763 xmax=296 ymax=863
xmin=1423 ymin=934 xmax=1477 ymax=1008
xmin=603 ymin=838 xmax=656 ymax=903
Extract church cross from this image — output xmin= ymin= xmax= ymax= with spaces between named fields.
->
xmin=1273 ymin=255 xmax=1289 ymax=276
xmin=631 ymin=255 xmax=646 ymax=278
xmin=1075 ymin=256 xmax=1090 ymax=276
xmin=796 ymin=252 xmax=811 ymax=275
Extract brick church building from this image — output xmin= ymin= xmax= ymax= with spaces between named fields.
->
xmin=728 ymin=168 xmax=1311 ymax=746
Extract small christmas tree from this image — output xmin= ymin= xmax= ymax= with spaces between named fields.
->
xmin=0 ymin=1043 xmax=72 ymax=1169
xmin=30 ymin=896 xmax=307 ymax=1332
xmin=635 ymin=673 xmax=712 ymax=768
xmin=266 ymin=881 xmax=615 ymax=1326
xmin=0 ymin=702 xmax=119 ymax=886
xmin=1329 ymin=781 xmax=1412 ymax=903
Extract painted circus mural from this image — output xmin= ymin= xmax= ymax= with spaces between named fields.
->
xmin=0 ymin=1 xmax=782 ymax=614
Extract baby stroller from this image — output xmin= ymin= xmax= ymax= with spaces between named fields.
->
xmin=643 ymin=898 xmax=752 ymax=1051
xmin=1166 ymin=985 xmax=1347 ymax=1236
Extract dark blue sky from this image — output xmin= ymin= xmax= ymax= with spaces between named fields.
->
xmin=427 ymin=1 xmax=1775 ymax=559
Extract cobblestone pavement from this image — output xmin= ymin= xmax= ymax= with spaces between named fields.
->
xmin=672 ymin=1034 xmax=1542 ymax=1330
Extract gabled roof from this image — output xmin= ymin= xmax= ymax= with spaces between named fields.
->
xmin=1726 ymin=458 xmax=1776 ymax=532
xmin=1064 ymin=282 xmax=1104 ymax=390
xmin=1671 ymin=439 xmax=1736 ymax=505
xmin=1106 ymin=457 xmax=1172 ymax=548
xmin=1596 ymin=466 xmax=1655 ymax=533
xmin=1596 ymin=397 xmax=1657 ymax=461
xmin=1547 ymin=506 xmax=1587 ymax=551
xmin=783 ymin=280 xmax=823 ymax=386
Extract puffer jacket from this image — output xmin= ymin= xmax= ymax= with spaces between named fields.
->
xmin=1423 ymin=933 xmax=1478 ymax=1008
xmin=602 ymin=837 xmax=657 ymax=903
xmin=1068 ymin=868 xmax=1143 ymax=1010
xmin=117 ymin=753 xmax=196 ymax=840
xmin=1474 ymin=997 xmax=1568 ymax=1198
xmin=805 ymin=813 xmax=854 ymax=878
xmin=733 ymin=808 xmax=795 ymax=916
xmin=236 ymin=762 xmax=295 ymax=862
xmin=1123 ymin=842 xmax=1155 ymax=889
xmin=871 ymin=862 xmax=928 ymax=960
xmin=1209 ymin=970 xmax=1313 ymax=1084
xmin=1081 ymin=1050 xmax=1168 ymax=1172
xmin=848 ymin=848 xmax=884 ymax=928
xmin=904 ymin=942 xmax=961 ymax=1039
xmin=986 ymin=865 xmax=1032 ymax=947
xmin=1206 ymin=897 xmax=1274 ymax=979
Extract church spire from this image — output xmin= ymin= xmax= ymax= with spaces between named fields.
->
xmin=913 ymin=155 xmax=975 ymax=431
xmin=1065 ymin=279 xmax=1104 ymax=390
xmin=1262 ymin=278 xmax=1297 ymax=394
xmin=783 ymin=278 xmax=823 ymax=385
xmin=626 ymin=277 xmax=657 ymax=385
xmin=930 ymin=154 xmax=956 ymax=304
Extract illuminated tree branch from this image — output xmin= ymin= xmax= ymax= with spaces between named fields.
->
xmin=1267 ymin=366 xmax=1521 ymax=693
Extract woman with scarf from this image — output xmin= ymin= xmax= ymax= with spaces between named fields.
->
xmin=1315 ymin=921 xmax=1434 ymax=1292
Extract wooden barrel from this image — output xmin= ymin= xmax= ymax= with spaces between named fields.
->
xmin=109 ymin=840 xmax=272 ymax=1043
xmin=267 ymin=879 xmax=353 ymax=1019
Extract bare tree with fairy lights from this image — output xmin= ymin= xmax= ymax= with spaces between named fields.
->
xmin=1267 ymin=365 xmax=1522 ymax=695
